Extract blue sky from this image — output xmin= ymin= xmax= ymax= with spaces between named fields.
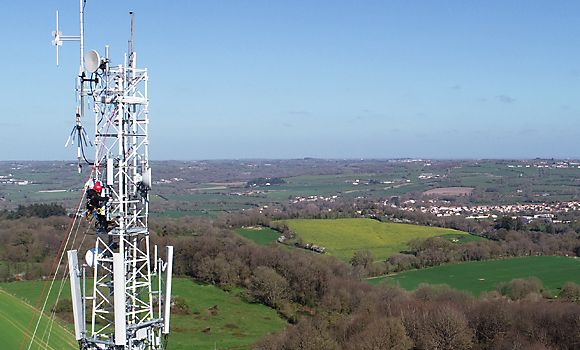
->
xmin=2 ymin=1 xmax=580 ymax=160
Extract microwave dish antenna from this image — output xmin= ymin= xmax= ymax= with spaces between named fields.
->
xmin=84 ymin=50 xmax=102 ymax=73
xmin=84 ymin=247 xmax=103 ymax=268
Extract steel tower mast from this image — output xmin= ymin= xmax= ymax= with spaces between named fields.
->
xmin=54 ymin=2 xmax=173 ymax=349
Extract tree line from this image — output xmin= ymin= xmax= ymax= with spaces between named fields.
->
xmin=0 ymin=203 xmax=67 ymax=219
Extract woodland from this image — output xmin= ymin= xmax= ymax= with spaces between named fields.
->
xmin=3 ymin=199 xmax=580 ymax=349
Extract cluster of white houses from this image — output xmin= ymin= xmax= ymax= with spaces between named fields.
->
xmin=395 ymin=201 xmax=580 ymax=222
xmin=0 ymin=175 xmax=29 ymax=185
xmin=292 ymin=195 xmax=338 ymax=203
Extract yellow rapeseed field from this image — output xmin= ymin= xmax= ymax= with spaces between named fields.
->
xmin=284 ymin=218 xmax=469 ymax=261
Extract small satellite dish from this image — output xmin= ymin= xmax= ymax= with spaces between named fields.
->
xmin=142 ymin=168 xmax=152 ymax=189
xmin=85 ymin=247 xmax=104 ymax=268
xmin=85 ymin=50 xmax=102 ymax=73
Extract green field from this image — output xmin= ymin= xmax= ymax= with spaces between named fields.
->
xmin=369 ymin=256 xmax=580 ymax=296
xmin=169 ymin=279 xmax=287 ymax=349
xmin=438 ymin=233 xmax=485 ymax=243
xmin=0 ymin=280 xmax=74 ymax=319
xmin=235 ymin=227 xmax=281 ymax=246
xmin=282 ymin=218 xmax=471 ymax=261
xmin=267 ymin=173 xmax=421 ymax=200
xmin=0 ymin=278 xmax=288 ymax=350
xmin=0 ymin=289 xmax=76 ymax=350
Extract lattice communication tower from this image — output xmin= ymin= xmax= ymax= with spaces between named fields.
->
xmin=53 ymin=2 xmax=173 ymax=349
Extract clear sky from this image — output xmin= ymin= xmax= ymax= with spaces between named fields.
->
xmin=2 ymin=1 xmax=580 ymax=160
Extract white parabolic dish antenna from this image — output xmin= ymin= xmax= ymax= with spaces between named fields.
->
xmin=84 ymin=49 xmax=101 ymax=73
xmin=142 ymin=168 xmax=152 ymax=189
xmin=85 ymin=247 xmax=104 ymax=268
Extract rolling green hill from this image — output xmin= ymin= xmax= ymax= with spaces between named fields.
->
xmin=0 ymin=289 xmax=76 ymax=350
xmin=169 ymin=279 xmax=287 ymax=349
xmin=282 ymin=218 xmax=471 ymax=261
xmin=0 ymin=278 xmax=288 ymax=350
xmin=369 ymin=256 xmax=580 ymax=296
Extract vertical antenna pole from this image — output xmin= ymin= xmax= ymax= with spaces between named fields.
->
xmin=79 ymin=0 xmax=85 ymax=120
xmin=56 ymin=11 xmax=59 ymax=66
xmin=129 ymin=12 xmax=134 ymax=67
xmin=79 ymin=0 xmax=84 ymax=72
xmin=131 ymin=12 xmax=134 ymax=53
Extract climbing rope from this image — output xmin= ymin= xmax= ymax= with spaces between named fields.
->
xmin=22 ymin=100 xmax=118 ymax=349
xmin=21 ymin=171 xmax=92 ymax=350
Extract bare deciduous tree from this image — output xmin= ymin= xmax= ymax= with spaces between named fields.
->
xmin=421 ymin=305 xmax=474 ymax=350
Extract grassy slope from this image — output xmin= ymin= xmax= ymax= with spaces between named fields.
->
xmin=167 ymin=279 xmax=287 ymax=350
xmin=0 ymin=289 xmax=76 ymax=350
xmin=0 ymin=278 xmax=288 ymax=350
xmin=369 ymin=256 xmax=580 ymax=296
xmin=234 ymin=227 xmax=281 ymax=246
xmin=284 ymin=218 xmax=470 ymax=261
xmin=0 ymin=280 xmax=73 ymax=323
